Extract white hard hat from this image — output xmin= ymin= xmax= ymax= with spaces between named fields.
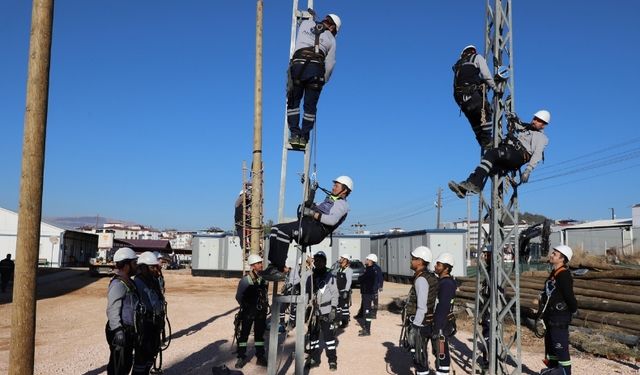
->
xmin=366 ymin=253 xmax=378 ymax=263
xmin=435 ymin=252 xmax=455 ymax=267
xmin=333 ymin=175 xmax=353 ymax=192
xmin=461 ymin=45 xmax=477 ymax=55
xmin=553 ymin=245 xmax=573 ymax=262
xmin=482 ymin=245 xmax=493 ymax=253
xmin=247 ymin=254 xmax=263 ymax=265
xmin=113 ymin=247 xmax=137 ymax=263
xmin=327 ymin=14 xmax=341 ymax=32
xmin=340 ymin=254 xmax=352 ymax=261
xmin=411 ymin=246 xmax=432 ymax=263
xmin=138 ymin=251 xmax=160 ymax=266
xmin=533 ymin=110 xmax=551 ymax=124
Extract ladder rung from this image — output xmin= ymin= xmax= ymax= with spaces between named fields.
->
xmin=285 ymin=143 xmax=309 ymax=152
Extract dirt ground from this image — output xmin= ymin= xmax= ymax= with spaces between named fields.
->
xmin=0 ymin=269 xmax=638 ymax=374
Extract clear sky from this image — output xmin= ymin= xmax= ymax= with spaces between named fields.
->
xmin=1 ymin=1 xmax=639 ymax=233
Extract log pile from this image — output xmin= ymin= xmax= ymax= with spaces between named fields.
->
xmin=456 ymin=267 xmax=640 ymax=347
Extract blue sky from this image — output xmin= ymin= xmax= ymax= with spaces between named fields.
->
xmin=1 ymin=1 xmax=639 ymax=232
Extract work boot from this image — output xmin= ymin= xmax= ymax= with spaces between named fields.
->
xmin=329 ymin=362 xmax=338 ymax=371
xmin=289 ymin=134 xmax=300 ymax=146
xmin=304 ymin=358 xmax=320 ymax=369
xmin=234 ymin=357 xmax=247 ymax=369
xmin=358 ymin=329 xmax=371 ymax=336
xmin=459 ymin=180 xmax=481 ymax=194
xmin=448 ymin=180 xmax=467 ymax=199
xmin=298 ymin=135 xmax=308 ymax=147
xmin=261 ymin=266 xmax=286 ymax=281
xmin=256 ymin=356 xmax=268 ymax=367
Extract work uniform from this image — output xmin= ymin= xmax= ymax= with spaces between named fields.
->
xmin=106 ymin=273 xmax=139 ymax=375
xmin=235 ymin=271 xmax=269 ymax=361
xmin=234 ymin=191 xmax=251 ymax=249
xmin=279 ymin=269 xmax=301 ymax=329
xmin=334 ymin=264 xmax=353 ymax=327
xmin=287 ymin=19 xmax=337 ymax=142
xmin=307 ymin=267 xmax=339 ymax=366
xmin=541 ymin=266 xmax=577 ymax=375
xmin=433 ymin=275 xmax=457 ymax=375
xmin=372 ymin=262 xmax=384 ymax=317
xmin=132 ymin=273 xmax=166 ymax=374
xmin=0 ymin=256 xmax=15 ymax=293
xmin=403 ymin=270 xmax=438 ymax=375
xmin=465 ymin=120 xmax=548 ymax=190
xmin=268 ymin=196 xmax=348 ymax=271
xmin=452 ymin=52 xmax=497 ymax=148
xmin=358 ymin=263 xmax=380 ymax=334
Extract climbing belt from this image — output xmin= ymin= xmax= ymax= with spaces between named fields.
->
xmin=151 ymin=301 xmax=172 ymax=374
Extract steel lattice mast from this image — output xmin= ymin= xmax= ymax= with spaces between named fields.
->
xmin=472 ymin=0 xmax=522 ymax=374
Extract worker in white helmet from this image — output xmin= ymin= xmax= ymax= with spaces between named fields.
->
xmin=539 ymin=245 xmax=577 ymax=375
xmin=106 ymin=247 xmax=139 ymax=375
xmin=356 ymin=253 xmax=380 ymax=337
xmin=433 ymin=253 xmax=457 ymax=375
xmin=262 ymin=176 xmax=352 ymax=281
xmin=234 ymin=254 xmax=269 ymax=368
xmin=286 ymin=10 xmax=341 ymax=147
xmin=449 ymin=109 xmax=551 ymax=199
xmin=452 ymin=45 xmax=500 ymax=150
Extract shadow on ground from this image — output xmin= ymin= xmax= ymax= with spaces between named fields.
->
xmin=171 ymin=307 xmax=239 ymax=340
xmin=0 ymin=268 xmax=101 ymax=305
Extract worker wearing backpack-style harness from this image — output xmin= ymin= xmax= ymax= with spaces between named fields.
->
xmin=400 ymin=246 xmax=438 ymax=375
xmin=262 ymin=176 xmax=352 ymax=282
xmin=286 ymin=12 xmax=340 ymax=147
xmin=334 ymin=254 xmax=353 ymax=328
xmin=304 ymin=251 xmax=340 ymax=371
xmin=452 ymin=45 xmax=499 ymax=150
xmin=105 ymin=248 xmax=140 ymax=375
xmin=539 ymin=245 xmax=578 ymax=375
xmin=132 ymin=252 xmax=166 ymax=375
xmin=433 ymin=253 xmax=457 ymax=375
xmin=235 ymin=254 xmax=270 ymax=369
xmin=448 ymin=109 xmax=551 ymax=199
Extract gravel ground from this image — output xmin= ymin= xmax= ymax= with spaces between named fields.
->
xmin=0 ymin=269 xmax=638 ymax=374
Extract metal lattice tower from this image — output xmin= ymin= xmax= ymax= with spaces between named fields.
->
xmin=471 ymin=1 xmax=522 ymax=374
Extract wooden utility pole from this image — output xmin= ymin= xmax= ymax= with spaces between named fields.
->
xmin=250 ymin=0 xmax=264 ymax=255
xmin=9 ymin=0 xmax=54 ymax=374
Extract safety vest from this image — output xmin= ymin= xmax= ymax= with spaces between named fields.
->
xmin=240 ymin=272 xmax=268 ymax=315
xmin=336 ymin=267 xmax=348 ymax=291
xmin=405 ymin=270 xmax=439 ymax=325
xmin=110 ymin=274 xmax=139 ymax=328
xmin=453 ymin=53 xmax=482 ymax=92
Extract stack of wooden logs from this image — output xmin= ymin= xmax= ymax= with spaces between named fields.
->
xmin=456 ymin=260 xmax=640 ymax=347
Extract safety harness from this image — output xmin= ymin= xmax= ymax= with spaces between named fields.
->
xmin=453 ymin=53 xmax=482 ymax=96
xmin=534 ymin=266 xmax=569 ymax=337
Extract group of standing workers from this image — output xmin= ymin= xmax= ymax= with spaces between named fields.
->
xmin=105 ymin=248 xmax=168 ymax=375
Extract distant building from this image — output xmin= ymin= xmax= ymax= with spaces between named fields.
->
xmin=103 ymin=222 xmax=161 ymax=240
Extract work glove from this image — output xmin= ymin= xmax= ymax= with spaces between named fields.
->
xmin=328 ymin=307 xmax=337 ymax=322
xmin=112 ymin=329 xmax=126 ymax=347
xmin=341 ymin=291 xmax=349 ymax=300
xmin=520 ymin=166 xmax=533 ymax=184
xmin=507 ymin=112 xmax=521 ymax=125
xmin=302 ymin=207 xmax=316 ymax=219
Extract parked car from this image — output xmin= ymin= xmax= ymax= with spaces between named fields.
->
xmin=349 ymin=259 xmax=365 ymax=288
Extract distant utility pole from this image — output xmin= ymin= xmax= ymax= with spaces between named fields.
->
xmin=435 ymin=187 xmax=442 ymax=229
xmin=10 ymin=1 xmax=54 ymax=374
xmin=610 ymin=207 xmax=615 ymax=220
xmin=351 ymin=222 xmax=366 ymax=234
xmin=250 ymin=0 xmax=264 ymax=255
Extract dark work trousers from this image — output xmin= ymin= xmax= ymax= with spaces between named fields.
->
xmin=280 ymin=285 xmax=300 ymax=327
xmin=544 ymin=314 xmax=572 ymax=374
xmin=361 ymin=293 xmax=375 ymax=332
xmin=338 ymin=292 xmax=350 ymax=325
xmin=373 ymin=291 xmax=379 ymax=314
xmin=455 ymin=89 xmax=493 ymax=148
xmin=132 ymin=321 xmax=162 ymax=375
xmin=413 ymin=334 xmax=430 ymax=375
xmin=237 ymin=312 xmax=267 ymax=359
xmin=287 ymin=61 xmax=325 ymax=140
xmin=268 ymin=218 xmax=327 ymax=270
xmin=0 ymin=276 xmax=10 ymax=292
xmin=433 ymin=335 xmax=451 ymax=375
xmin=106 ymin=325 xmax=134 ymax=375
xmin=308 ymin=317 xmax=337 ymax=364
xmin=466 ymin=143 xmax=527 ymax=190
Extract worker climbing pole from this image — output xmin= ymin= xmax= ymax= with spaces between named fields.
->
xmin=266 ymin=1 xmax=344 ymax=374
xmin=471 ymin=1 xmax=523 ymax=374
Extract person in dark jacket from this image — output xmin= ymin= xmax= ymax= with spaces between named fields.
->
xmin=372 ymin=260 xmax=384 ymax=318
xmin=357 ymin=253 xmax=380 ymax=336
xmin=0 ymin=254 xmax=15 ymax=293
xmin=105 ymin=247 xmax=139 ymax=375
xmin=433 ymin=253 xmax=457 ymax=375
xmin=235 ymin=254 xmax=269 ymax=368
xmin=132 ymin=251 xmax=166 ymax=375
xmin=539 ymin=245 xmax=578 ymax=375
